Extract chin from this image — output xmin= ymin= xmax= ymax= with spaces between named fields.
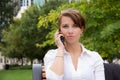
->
xmin=66 ymin=40 xmax=76 ymax=44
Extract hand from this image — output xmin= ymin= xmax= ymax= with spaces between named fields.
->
xmin=54 ymin=30 xmax=65 ymax=49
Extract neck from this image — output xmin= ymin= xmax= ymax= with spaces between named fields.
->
xmin=65 ymin=42 xmax=82 ymax=56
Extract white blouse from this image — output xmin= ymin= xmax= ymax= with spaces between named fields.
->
xmin=44 ymin=44 xmax=105 ymax=80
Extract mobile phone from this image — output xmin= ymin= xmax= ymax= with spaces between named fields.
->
xmin=60 ymin=36 xmax=64 ymax=45
xmin=59 ymin=29 xmax=65 ymax=45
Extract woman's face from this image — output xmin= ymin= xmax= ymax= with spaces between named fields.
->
xmin=60 ymin=16 xmax=83 ymax=44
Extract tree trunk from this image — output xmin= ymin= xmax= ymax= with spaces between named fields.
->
xmin=21 ymin=57 xmax=24 ymax=66
xmin=45 ymin=0 xmax=47 ymax=3
xmin=30 ymin=59 xmax=33 ymax=66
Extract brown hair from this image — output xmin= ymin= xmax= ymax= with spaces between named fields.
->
xmin=58 ymin=9 xmax=85 ymax=30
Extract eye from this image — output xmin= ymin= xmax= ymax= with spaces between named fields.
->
xmin=73 ymin=24 xmax=78 ymax=28
xmin=62 ymin=24 xmax=68 ymax=28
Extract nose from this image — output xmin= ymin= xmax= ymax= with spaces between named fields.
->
xmin=68 ymin=27 xmax=73 ymax=34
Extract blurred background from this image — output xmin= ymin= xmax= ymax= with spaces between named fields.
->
xmin=0 ymin=0 xmax=120 ymax=80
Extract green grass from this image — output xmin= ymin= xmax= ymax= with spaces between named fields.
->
xmin=0 ymin=69 xmax=32 ymax=80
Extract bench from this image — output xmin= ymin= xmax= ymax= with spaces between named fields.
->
xmin=32 ymin=63 xmax=120 ymax=80
xmin=32 ymin=64 xmax=46 ymax=80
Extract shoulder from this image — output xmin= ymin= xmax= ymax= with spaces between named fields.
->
xmin=43 ymin=49 xmax=58 ymax=68
xmin=81 ymin=44 xmax=102 ymax=59
xmin=85 ymin=49 xmax=103 ymax=61
xmin=44 ymin=49 xmax=58 ymax=58
xmin=86 ymin=49 xmax=100 ymax=57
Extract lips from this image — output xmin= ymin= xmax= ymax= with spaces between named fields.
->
xmin=67 ymin=36 xmax=73 ymax=38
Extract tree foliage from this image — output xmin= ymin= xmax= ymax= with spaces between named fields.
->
xmin=1 ymin=0 xmax=120 ymax=62
xmin=82 ymin=0 xmax=120 ymax=61
xmin=37 ymin=0 xmax=120 ymax=62
xmin=0 ymin=0 xmax=68 ymax=62
xmin=0 ymin=0 xmax=18 ymax=41
xmin=1 ymin=6 xmax=42 ymax=63
xmin=39 ymin=0 xmax=68 ymax=15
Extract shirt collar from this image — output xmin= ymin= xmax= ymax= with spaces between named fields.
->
xmin=64 ymin=43 xmax=91 ymax=57
xmin=80 ymin=44 xmax=91 ymax=56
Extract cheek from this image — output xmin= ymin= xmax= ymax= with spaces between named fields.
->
xmin=60 ymin=28 xmax=66 ymax=34
xmin=77 ymin=33 xmax=81 ymax=39
xmin=77 ymin=29 xmax=83 ymax=35
xmin=76 ymin=31 xmax=82 ymax=38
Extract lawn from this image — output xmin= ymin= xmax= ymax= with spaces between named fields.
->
xmin=0 ymin=69 xmax=32 ymax=80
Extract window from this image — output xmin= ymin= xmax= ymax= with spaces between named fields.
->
xmin=20 ymin=0 xmax=23 ymax=6
xmin=31 ymin=0 xmax=33 ymax=5
xmin=27 ymin=0 xmax=28 ymax=6
xmin=6 ymin=60 xmax=9 ymax=64
xmin=0 ymin=58 xmax=3 ymax=63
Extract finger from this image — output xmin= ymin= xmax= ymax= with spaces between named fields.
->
xmin=54 ymin=30 xmax=59 ymax=38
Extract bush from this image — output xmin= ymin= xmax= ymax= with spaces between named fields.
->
xmin=4 ymin=64 xmax=10 ymax=70
xmin=8 ymin=64 xmax=32 ymax=70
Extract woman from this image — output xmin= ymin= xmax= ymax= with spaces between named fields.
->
xmin=44 ymin=9 xmax=105 ymax=80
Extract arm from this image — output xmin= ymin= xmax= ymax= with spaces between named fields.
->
xmin=50 ymin=48 xmax=64 ymax=75
xmin=44 ymin=49 xmax=64 ymax=80
xmin=49 ymin=31 xmax=65 ymax=76
xmin=94 ymin=53 xmax=105 ymax=80
xmin=44 ymin=31 xmax=65 ymax=79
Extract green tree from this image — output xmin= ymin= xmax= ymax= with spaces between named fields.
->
xmin=1 ymin=6 xmax=42 ymax=65
xmin=0 ymin=19 xmax=25 ymax=64
xmin=82 ymin=0 xmax=120 ymax=62
xmin=0 ymin=0 xmax=18 ymax=41
xmin=38 ymin=0 xmax=120 ymax=62
xmin=1 ymin=0 xmax=68 ymax=63
xmin=40 ymin=0 xmax=68 ymax=15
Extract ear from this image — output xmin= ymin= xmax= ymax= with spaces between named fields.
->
xmin=59 ymin=28 xmax=62 ymax=34
xmin=80 ymin=27 xmax=84 ymax=34
xmin=59 ymin=28 xmax=61 ymax=32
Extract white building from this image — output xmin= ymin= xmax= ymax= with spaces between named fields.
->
xmin=15 ymin=0 xmax=34 ymax=18
xmin=0 ymin=52 xmax=18 ymax=70
xmin=0 ymin=52 xmax=4 ymax=70
xmin=0 ymin=51 xmax=33 ymax=70
xmin=15 ymin=0 xmax=45 ymax=18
